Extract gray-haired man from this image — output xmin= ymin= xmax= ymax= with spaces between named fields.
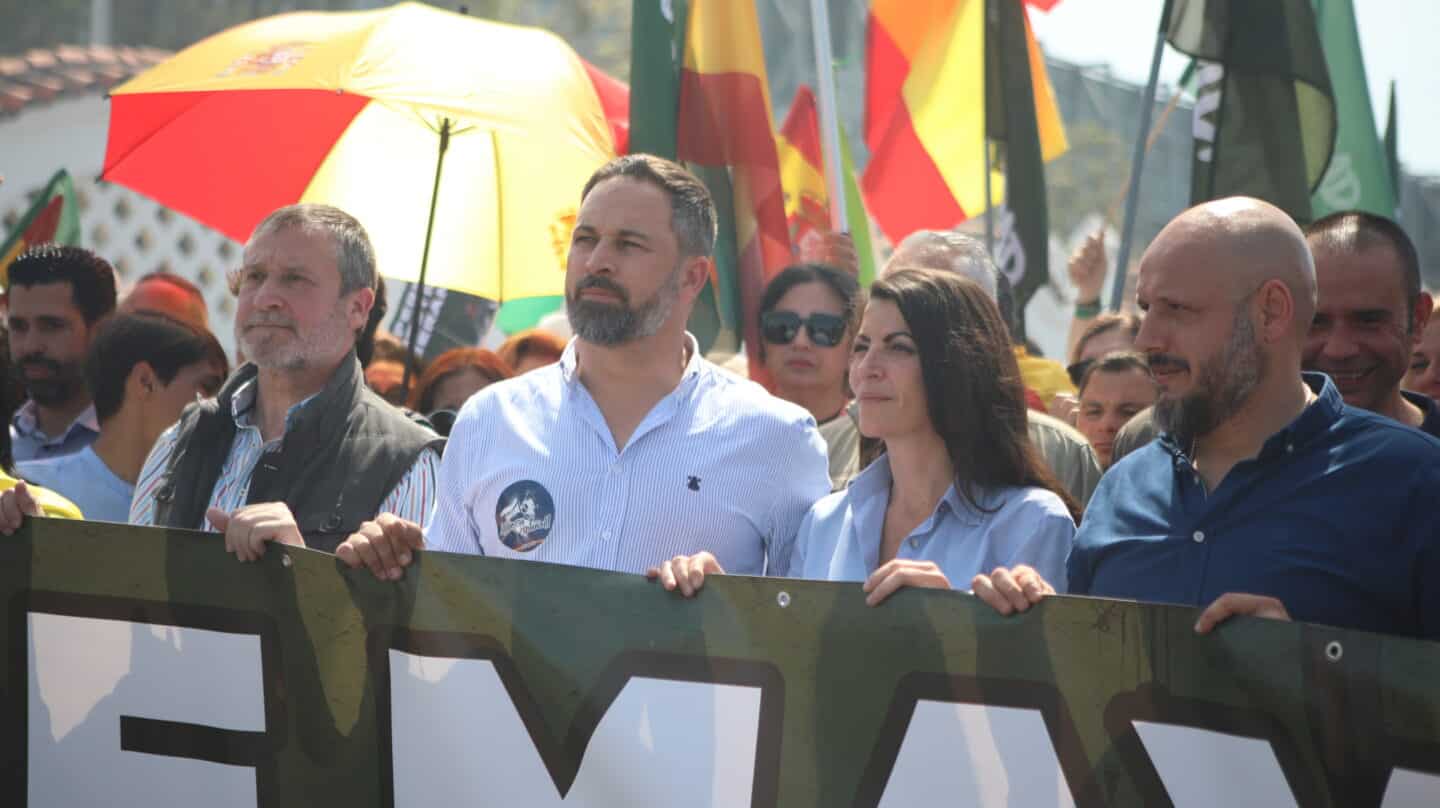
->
xmin=125 ymin=204 xmax=444 ymax=557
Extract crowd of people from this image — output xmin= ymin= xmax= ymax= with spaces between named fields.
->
xmin=0 ymin=153 xmax=1436 ymax=640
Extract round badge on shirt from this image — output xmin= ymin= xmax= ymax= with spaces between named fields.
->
xmin=495 ymin=480 xmax=555 ymax=552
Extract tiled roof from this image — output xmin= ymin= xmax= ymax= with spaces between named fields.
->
xmin=0 ymin=44 xmax=170 ymax=118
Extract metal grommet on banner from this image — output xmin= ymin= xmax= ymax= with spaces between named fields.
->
xmin=281 ymin=553 xmax=293 ymax=569
xmin=776 ymin=591 xmax=791 ymax=608
xmin=1324 ymin=640 xmax=1343 ymax=663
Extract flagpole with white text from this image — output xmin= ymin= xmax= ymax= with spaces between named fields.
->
xmin=809 ymin=0 xmax=848 ymax=231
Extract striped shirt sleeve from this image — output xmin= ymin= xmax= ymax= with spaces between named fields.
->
xmin=377 ymin=447 xmax=441 ymax=526
xmin=424 ymin=404 xmax=483 ymax=555
xmin=129 ymin=422 xmax=182 ymax=526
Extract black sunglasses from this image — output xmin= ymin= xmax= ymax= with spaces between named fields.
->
xmin=760 ymin=311 xmax=848 ymax=347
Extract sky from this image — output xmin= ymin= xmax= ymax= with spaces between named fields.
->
xmin=1028 ymin=0 xmax=1440 ymax=176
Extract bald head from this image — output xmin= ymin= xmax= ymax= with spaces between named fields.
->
xmin=1144 ymin=197 xmax=1316 ymax=336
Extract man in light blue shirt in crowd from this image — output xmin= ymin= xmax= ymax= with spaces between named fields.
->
xmin=5 ymin=245 xmax=115 ymax=462
xmin=19 ymin=313 xmax=227 ymax=522
xmin=338 ymin=154 xmax=830 ymax=580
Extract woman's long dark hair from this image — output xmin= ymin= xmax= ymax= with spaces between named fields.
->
xmin=869 ymin=269 xmax=1081 ymax=522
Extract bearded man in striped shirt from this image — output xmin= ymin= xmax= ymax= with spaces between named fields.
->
xmin=337 ymin=155 xmax=830 ymax=581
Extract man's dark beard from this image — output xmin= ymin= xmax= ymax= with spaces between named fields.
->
xmin=1153 ymin=311 xmax=1263 ymax=449
xmin=14 ymin=355 xmax=85 ymax=408
xmin=567 ymin=271 xmax=679 ymax=347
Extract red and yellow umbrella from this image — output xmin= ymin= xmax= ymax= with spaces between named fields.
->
xmin=101 ymin=2 xmax=618 ymax=303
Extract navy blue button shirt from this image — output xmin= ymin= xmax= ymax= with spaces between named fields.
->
xmin=1069 ymin=373 xmax=1440 ymax=639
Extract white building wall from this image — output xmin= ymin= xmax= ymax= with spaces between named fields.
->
xmin=1 ymin=94 xmax=242 ymax=357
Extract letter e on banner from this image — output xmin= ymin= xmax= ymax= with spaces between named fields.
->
xmin=27 ymin=604 xmax=275 ymax=807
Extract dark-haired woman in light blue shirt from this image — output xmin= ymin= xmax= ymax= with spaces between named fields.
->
xmin=649 ymin=268 xmax=1078 ymax=604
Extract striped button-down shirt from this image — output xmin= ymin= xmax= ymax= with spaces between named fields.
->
xmin=130 ymin=378 xmax=437 ymax=529
xmin=426 ymin=335 xmax=831 ymax=576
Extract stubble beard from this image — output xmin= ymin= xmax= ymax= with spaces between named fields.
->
xmin=239 ymin=300 xmax=353 ymax=372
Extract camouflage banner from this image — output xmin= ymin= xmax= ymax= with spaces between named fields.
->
xmin=4 ymin=518 xmax=1439 ymax=806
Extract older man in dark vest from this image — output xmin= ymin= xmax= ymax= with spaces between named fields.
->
xmin=139 ymin=203 xmax=444 ymax=557
xmin=0 ymin=204 xmax=442 ymax=557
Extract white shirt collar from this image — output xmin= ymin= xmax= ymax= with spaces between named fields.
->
xmin=559 ymin=332 xmax=705 ymax=386
xmin=10 ymin=399 xmax=100 ymax=440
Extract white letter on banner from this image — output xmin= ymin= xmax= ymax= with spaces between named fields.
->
xmin=993 ymin=204 xmax=1027 ymax=290
xmin=1380 ymin=767 xmax=1440 ymax=807
xmin=1193 ymin=62 xmax=1226 ymax=163
xmin=28 ymin=613 xmax=266 ymax=807
xmin=388 ymin=650 xmax=762 ymax=807
xmin=877 ymin=702 xmax=1077 ymax=807
xmin=1132 ymin=721 xmax=1298 ymax=807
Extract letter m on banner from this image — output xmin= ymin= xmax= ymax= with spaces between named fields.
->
xmin=373 ymin=630 xmax=784 ymax=806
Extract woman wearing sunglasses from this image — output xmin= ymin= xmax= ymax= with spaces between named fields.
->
xmin=650 ymin=269 xmax=1079 ymax=605
xmin=757 ymin=263 xmax=863 ymax=490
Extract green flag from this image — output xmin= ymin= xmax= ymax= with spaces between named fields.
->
xmin=838 ymin=125 xmax=878 ymax=286
xmin=986 ymin=0 xmax=1052 ymax=339
xmin=1383 ymin=80 xmax=1399 ymax=206
xmin=1 ymin=169 xmax=81 ymax=288
xmin=627 ymin=0 xmax=686 ymax=160
xmin=1309 ymin=0 xmax=1395 ymax=219
xmin=1170 ymin=0 xmax=1336 ymax=223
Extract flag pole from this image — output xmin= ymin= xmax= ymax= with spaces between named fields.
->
xmin=982 ymin=0 xmax=994 ymax=256
xmin=1110 ymin=0 xmax=1174 ymax=311
xmin=808 ymin=0 xmax=848 ymax=231
xmin=402 ymin=116 xmax=452 ymax=399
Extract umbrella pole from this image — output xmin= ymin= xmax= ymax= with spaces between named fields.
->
xmin=402 ymin=117 xmax=452 ymax=402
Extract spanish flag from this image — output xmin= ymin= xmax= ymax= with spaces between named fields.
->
xmin=776 ymin=85 xmax=880 ymax=284
xmin=862 ymin=0 xmax=1066 ymax=244
xmin=0 ymin=170 xmax=81 ymax=288
xmin=676 ymin=0 xmax=791 ymax=376
xmin=777 ymin=85 xmax=831 ymax=253
xmin=629 ymin=0 xmax=790 ymax=374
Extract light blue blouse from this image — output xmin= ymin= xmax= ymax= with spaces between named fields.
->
xmin=787 ymin=454 xmax=1076 ymax=591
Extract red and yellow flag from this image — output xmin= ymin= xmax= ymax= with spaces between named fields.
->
xmin=1 ymin=170 xmax=81 ymax=288
xmin=675 ymin=0 xmax=792 ymax=378
xmin=862 ymin=0 xmax=1067 ymax=244
xmin=776 ymin=85 xmax=831 ymax=255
